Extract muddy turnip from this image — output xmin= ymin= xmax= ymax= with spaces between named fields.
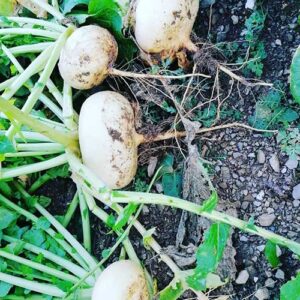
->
xmin=134 ymin=0 xmax=199 ymax=54
xmin=58 ymin=25 xmax=118 ymax=90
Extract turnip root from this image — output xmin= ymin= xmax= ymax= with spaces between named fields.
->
xmin=58 ymin=25 xmax=118 ymax=90
xmin=134 ymin=0 xmax=199 ymax=54
xmin=79 ymin=91 xmax=140 ymax=189
xmin=91 ymin=260 xmax=149 ymax=300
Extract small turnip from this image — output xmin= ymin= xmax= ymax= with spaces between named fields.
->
xmin=58 ymin=25 xmax=118 ymax=90
xmin=91 ymin=260 xmax=149 ymax=300
xmin=134 ymin=0 xmax=199 ymax=54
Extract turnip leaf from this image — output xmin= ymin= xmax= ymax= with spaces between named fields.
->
xmin=186 ymin=223 xmax=230 ymax=291
xmin=264 ymin=241 xmax=280 ymax=268
xmin=280 ymin=273 xmax=300 ymax=300
xmin=159 ymin=279 xmax=184 ymax=300
xmin=61 ymin=0 xmax=89 ymax=14
xmin=291 ymin=45 xmax=300 ymax=104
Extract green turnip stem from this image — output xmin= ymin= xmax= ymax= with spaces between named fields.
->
xmin=80 ymin=188 xmax=140 ymax=264
xmin=0 ymin=272 xmax=66 ymax=298
xmin=6 ymin=27 xmax=73 ymax=139
xmin=30 ymin=0 xmax=66 ymax=22
xmin=0 ymin=28 xmax=60 ymax=39
xmin=78 ymin=186 xmax=92 ymax=253
xmin=0 ymin=75 xmax=20 ymax=91
xmin=9 ymin=42 xmax=54 ymax=55
xmin=1 ymin=45 xmax=53 ymax=100
xmin=0 ymin=98 xmax=78 ymax=150
xmin=16 ymin=142 xmax=64 ymax=152
xmin=5 ymin=150 xmax=62 ymax=157
xmin=4 ymin=17 xmax=66 ymax=32
xmin=0 ymin=188 xmax=89 ymax=271
xmin=63 ymin=82 xmax=77 ymax=130
xmin=67 ymin=151 xmax=181 ymax=275
xmin=109 ymin=68 xmax=211 ymax=79
xmin=38 ymin=94 xmax=64 ymax=120
xmin=0 ymin=130 xmax=52 ymax=143
xmin=67 ymin=198 xmax=146 ymax=297
xmin=35 ymin=203 xmax=99 ymax=273
xmin=3 ymin=235 xmax=95 ymax=286
xmin=46 ymin=78 xmax=64 ymax=106
xmin=1 ymin=45 xmax=63 ymax=121
xmin=0 ymin=250 xmax=79 ymax=284
xmin=62 ymin=192 xmax=79 ymax=227
xmin=51 ymin=0 xmax=60 ymax=11
xmin=112 ymin=191 xmax=300 ymax=256
xmin=0 ymin=154 xmax=68 ymax=179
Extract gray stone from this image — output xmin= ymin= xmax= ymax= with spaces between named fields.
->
xmin=257 ymin=150 xmax=266 ymax=164
xmin=293 ymin=199 xmax=300 ymax=208
xmin=235 ymin=270 xmax=249 ymax=284
xmin=265 ymin=278 xmax=275 ymax=288
xmin=269 ymin=154 xmax=280 ymax=172
xmin=275 ymin=269 xmax=285 ymax=280
xmin=245 ymin=0 xmax=256 ymax=9
xmin=285 ymin=158 xmax=298 ymax=170
xmin=256 ymin=190 xmax=265 ymax=201
xmin=231 ymin=15 xmax=239 ymax=25
xmin=292 ymin=184 xmax=300 ymax=200
xmin=258 ymin=214 xmax=276 ymax=227
xmin=255 ymin=288 xmax=270 ymax=300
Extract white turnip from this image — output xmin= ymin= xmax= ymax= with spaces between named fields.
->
xmin=58 ymin=25 xmax=118 ymax=90
xmin=91 ymin=260 xmax=149 ymax=300
xmin=134 ymin=0 xmax=199 ymax=54
xmin=79 ymin=91 xmax=140 ymax=189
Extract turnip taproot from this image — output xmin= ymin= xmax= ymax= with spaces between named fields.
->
xmin=58 ymin=25 xmax=118 ymax=90
xmin=134 ymin=0 xmax=199 ymax=54
xmin=91 ymin=260 xmax=149 ymax=300
xmin=79 ymin=91 xmax=269 ymax=189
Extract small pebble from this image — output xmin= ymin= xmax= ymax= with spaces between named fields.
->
xmin=292 ymin=184 xmax=300 ymax=200
xmin=285 ymin=158 xmax=298 ymax=170
xmin=269 ymin=154 xmax=280 ymax=172
xmin=257 ymin=150 xmax=266 ymax=164
xmin=265 ymin=278 xmax=275 ymax=288
xmin=275 ymin=269 xmax=285 ymax=280
xmin=255 ymin=288 xmax=270 ymax=300
xmin=235 ymin=270 xmax=249 ymax=284
xmin=258 ymin=214 xmax=276 ymax=227
xmin=231 ymin=15 xmax=239 ymax=25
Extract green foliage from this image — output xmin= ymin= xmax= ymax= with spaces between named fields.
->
xmin=280 ymin=272 xmax=300 ymax=300
xmin=187 ymin=223 xmax=230 ymax=291
xmin=159 ymin=279 xmax=184 ymax=300
xmin=142 ymin=227 xmax=156 ymax=250
xmin=290 ymin=45 xmax=300 ymax=104
xmin=88 ymin=0 xmax=137 ymax=60
xmin=160 ymin=154 xmax=182 ymax=198
xmin=264 ymin=241 xmax=280 ymax=268
xmin=0 ymin=281 xmax=13 ymax=297
xmin=0 ymin=207 xmax=18 ymax=230
xmin=277 ymin=128 xmax=300 ymax=160
xmin=199 ymin=191 xmax=218 ymax=213
xmin=60 ymin=0 xmax=89 ymax=14
xmin=242 ymin=10 xmax=267 ymax=77
xmin=0 ymin=135 xmax=15 ymax=154
xmin=113 ymin=203 xmax=138 ymax=231
xmin=249 ymin=90 xmax=299 ymax=130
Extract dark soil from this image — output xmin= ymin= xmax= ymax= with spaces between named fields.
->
xmin=40 ymin=1 xmax=300 ymax=299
